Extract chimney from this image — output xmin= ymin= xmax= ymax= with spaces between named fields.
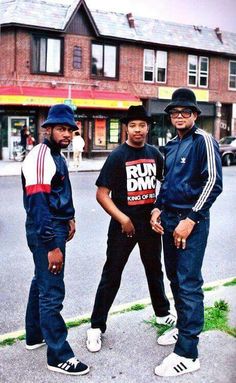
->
xmin=215 ymin=27 xmax=223 ymax=43
xmin=127 ymin=13 xmax=135 ymax=28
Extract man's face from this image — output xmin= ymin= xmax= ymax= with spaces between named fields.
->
xmin=46 ymin=125 xmax=73 ymax=148
xmin=169 ymin=107 xmax=198 ymax=132
xmin=126 ymin=120 xmax=149 ymax=147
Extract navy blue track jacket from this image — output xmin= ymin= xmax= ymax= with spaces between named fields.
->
xmin=22 ymin=139 xmax=75 ymax=251
xmin=155 ymin=126 xmax=223 ymax=222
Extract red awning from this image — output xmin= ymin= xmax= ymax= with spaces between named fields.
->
xmin=0 ymin=86 xmax=141 ymax=110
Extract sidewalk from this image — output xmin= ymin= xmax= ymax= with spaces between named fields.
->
xmin=0 ymin=283 xmax=235 ymax=383
xmin=0 ymin=157 xmax=106 ymax=176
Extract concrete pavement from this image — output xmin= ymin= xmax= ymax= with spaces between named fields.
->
xmin=0 ymin=282 xmax=235 ymax=383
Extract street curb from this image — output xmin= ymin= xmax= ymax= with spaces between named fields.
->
xmin=0 ymin=276 xmax=235 ymax=343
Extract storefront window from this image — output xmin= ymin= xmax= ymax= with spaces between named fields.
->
xmin=94 ymin=118 xmax=106 ymax=148
xmin=107 ymin=119 xmax=120 ymax=150
xmin=150 ymin=115 xmax=175 ymax=149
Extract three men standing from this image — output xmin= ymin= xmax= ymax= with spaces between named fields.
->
xmin=22 ymin=88 xmax=223 ymax=378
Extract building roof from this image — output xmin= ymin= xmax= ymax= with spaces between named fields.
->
xmin=91 ymin=10 xmax=236 ymax=56
xmin=1 ymin=0 xmax=236 ymax=56
xmin=0 ymin=0 xmax=75 ymax=30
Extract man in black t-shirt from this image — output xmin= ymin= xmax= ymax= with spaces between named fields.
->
xmin=86 ymin=105 xmax=176 ymax=352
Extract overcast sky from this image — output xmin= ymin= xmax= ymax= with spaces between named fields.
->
xmin=50 ymin=0 xmax=236 ymax=33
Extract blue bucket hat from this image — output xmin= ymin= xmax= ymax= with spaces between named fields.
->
xmin=42 ymin=104 xmax=78 ymax=130
xmin=164 ymin=88 xmax=201 ymax=114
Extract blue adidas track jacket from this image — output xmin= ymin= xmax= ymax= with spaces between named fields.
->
xmin=155 ymin=126 xmax=223 ymax=222
xmin=22 ymin=139 xmax=75 ymax=251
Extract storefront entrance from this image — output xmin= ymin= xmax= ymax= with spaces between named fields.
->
xmin=7 ymin=116 xmax=29 ymax=159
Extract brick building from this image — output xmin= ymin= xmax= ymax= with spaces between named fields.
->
xmin=0 ymin=0 xmax=236 ymax=159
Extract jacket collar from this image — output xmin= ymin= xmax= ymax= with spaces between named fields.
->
xmin=43 ymin=138 xmax=61 ymax=154
xmin=177 ymin=125 xmax=197 ymax=141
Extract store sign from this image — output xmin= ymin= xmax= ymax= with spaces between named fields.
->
xmin=0 ymin=95 xmax=141 ymax=109
xmin=158 ymin=87 xmax=209 ymax=102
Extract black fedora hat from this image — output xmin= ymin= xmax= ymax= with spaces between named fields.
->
xmin=164 ymin=88 xmax=201 ymax=114
xmin=120 ymin=105 xmax=152 ymax=124
xmin=42 ymin=104 xmax=78 ymax=130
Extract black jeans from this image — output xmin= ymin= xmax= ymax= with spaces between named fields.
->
xmin=91 ymin=217 xmax=170 ymax=333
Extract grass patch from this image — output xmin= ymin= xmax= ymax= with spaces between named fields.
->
xmin=223 ymin=278 xmax=236 ymax=287
xmin=147 ymin=300 xmax=236 ymax=338
xmin=204 ymin=300 xmax=236 ymax=336
xmin=145 ymin=317 xmax=170 ymax=336
xmin=203 ymin=286 xmax=217 ymax=292
xmin=112 ymin=303 xmax=147 ymax=315
xmin=0 ymin=334 xmax=25 ymax=347
xmin=66 ymin=318 xmax=90 ymax=329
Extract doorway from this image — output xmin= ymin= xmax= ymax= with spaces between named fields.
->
xmin=7 ymin=116 xmax=29 ymax=159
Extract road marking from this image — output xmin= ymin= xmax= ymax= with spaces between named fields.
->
xmin=0 ymin=276 xmax=235 ymax=343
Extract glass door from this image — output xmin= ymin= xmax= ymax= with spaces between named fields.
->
xmin=8 ymin=117 xmax=29 ymax=159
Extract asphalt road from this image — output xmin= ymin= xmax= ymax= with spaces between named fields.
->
xmin=0 ymin=166 xmax=235 ymax=335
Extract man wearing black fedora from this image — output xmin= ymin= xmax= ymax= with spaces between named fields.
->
xmin=151 ymin=88 xmax=222 ymax=376
xmin=86 ymin=105 xmax=176 ymax=352
xmin=22 ymin=104 xmax=89 ymax=375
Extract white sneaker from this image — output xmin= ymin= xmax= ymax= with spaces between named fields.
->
xmin=154 ymin=352 xmax=200 ymax=376
xmin=157 ymin=327 xmax=178 ymax=345
xmin=26 ymin=340 xmax=46 ymax=350
xmin=156 ymin=312 xmax=177 ymax=327
xmin=86 ymin=328 xmax=102 ymax=352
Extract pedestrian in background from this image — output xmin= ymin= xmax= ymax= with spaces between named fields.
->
xmin=151 ymin=88 xmax=222 ymax=377
xmin=20 ymin=124 xmax=29 ymax=159
xmin=72 ymin=130 xmax=85 ymax=169
xmin=22 ymin=104 xmax=89 ymax=376
xmin=26 ymin=130 xmax=35 ymax=151
xmin=86 ymin=105 xmax=176 ymax=353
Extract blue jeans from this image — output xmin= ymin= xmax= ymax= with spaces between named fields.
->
xmin=161 ymin=209 xmax=210 ymax=359
xmin=91 ymin=217 xmax=170 ymax=333
xmin=25 ymin=218 xmax=74 ymax=365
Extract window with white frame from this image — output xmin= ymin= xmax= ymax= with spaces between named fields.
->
xmin=144 ymin=49 xmax=167 ymax=83
xmin=229 ymin=60 xmax=236 ymax=89
xmin=188 ymin=55 xmax=209 ymax=87
xmin=32 ymin=35 xmax=63 ymax=74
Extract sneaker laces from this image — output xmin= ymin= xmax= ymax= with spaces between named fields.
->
xmin=67 ymin=357 xmax=80 ymax=368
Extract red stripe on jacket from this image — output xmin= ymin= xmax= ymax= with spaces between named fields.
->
xmin=25 ymin=184 xmax=51 ymax=195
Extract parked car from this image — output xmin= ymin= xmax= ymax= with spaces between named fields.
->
xmin=218 ymin=136 xmax=236 ymax=166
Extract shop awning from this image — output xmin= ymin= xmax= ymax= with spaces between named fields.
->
xmin=0 ymin=86 xmax=141 ymax=110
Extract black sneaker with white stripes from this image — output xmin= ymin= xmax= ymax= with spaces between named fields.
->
xmin=47 ymin=357 xmax=89 ymax=375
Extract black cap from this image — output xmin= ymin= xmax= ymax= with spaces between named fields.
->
xmin=120 ymin=105 xmax=152 ymax=124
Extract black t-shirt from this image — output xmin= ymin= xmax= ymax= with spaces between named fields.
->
xmin=96 ymin=142 xmax=163 ymax=219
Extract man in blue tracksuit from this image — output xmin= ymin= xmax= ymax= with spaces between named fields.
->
xmin=22 ymin=104 xmax=89 ymax=376
xmin=151 ymin=88 xmax=222 ymax=377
